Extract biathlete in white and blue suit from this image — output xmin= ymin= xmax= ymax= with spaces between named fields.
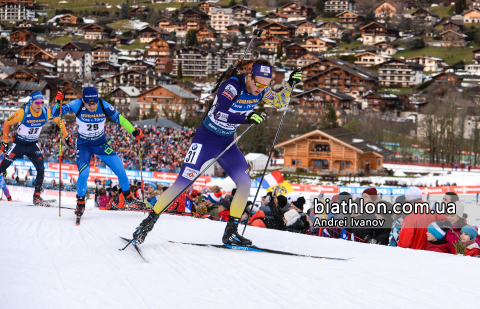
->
xmin=134 ymin=59 xmax=302 ymax=246
xmin=53 ymin=87 xmax=145 ymax=218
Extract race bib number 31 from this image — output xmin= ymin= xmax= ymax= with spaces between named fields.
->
xmin=184 ymin=143 xmax=202 ymax=165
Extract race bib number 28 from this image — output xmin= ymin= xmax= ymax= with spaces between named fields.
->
xmin=184 ymin=143 xmax=202 ymax=165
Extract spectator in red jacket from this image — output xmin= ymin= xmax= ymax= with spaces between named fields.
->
xmin=455 ymin=225 xmax=480 ymax=257
xmin=397 ymin=187 xmax=447 ymax=250
xmin=426 ymin=221 xmax=452 ymax=253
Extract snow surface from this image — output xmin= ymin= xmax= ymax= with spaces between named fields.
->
xmin=1 ymin=192 xmax=480 ymax=308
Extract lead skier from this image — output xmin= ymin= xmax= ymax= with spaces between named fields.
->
xmin=53 ymin=87 xmax=146 ymax=220
xmin=133 ymin=59 xmax=302 ymax=246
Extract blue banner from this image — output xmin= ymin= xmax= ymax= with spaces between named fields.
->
xmin=338 ymin=186 xmax=409 ymax=195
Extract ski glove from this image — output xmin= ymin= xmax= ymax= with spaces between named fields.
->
xmin=245 ymin=112 xmax=266 ymax=125
xmin=288 ymin=69 xmax=302 ymax=87
xmin=56 ymin=91 xmax=64 ymax=102
xmin=1 ymin=142 xmax=8 ymax=153
xmin=65 ymin=135 xmax=74 ymax=148
xmin=132 ymin=128 xmax=143 ymax=139
xmin=2 ymin=171 xmax=6 ymax=178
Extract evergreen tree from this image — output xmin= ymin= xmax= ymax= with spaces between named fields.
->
xmin=320 ymin=104 xmax=339 ymax=129
xmin=364 ymin=9 xmax=376 ymax=24
xmin=177 ymin=62 xmax=183 ymax=79
xmin=219 ymin=37 xmax=223 ymax=49
xmin=228 ymin=0 xmax=236 ymax=7
xmin=232 ymin=35 xmax=239 ymax=46
xmin=276 ymin=43 xmax=283 ymax=59
xmin=242 ymin=0 xmax=248 ymax=6
xmin=185 ymin=29 xmax=198 ymax=46
xmin=315 ymin=0 xmax=324 ymax=14
xmin=168 ymin=31 xmax=177 ymax=42
xmin=0 ymin=37 xmax=9 ymax=51
xmin=145 ymin=104 xmax=157 ymax=119
xmin=120 ymin=1 xmax=128 ymax=19
xmin=455 ymin=0 xmax=466 ymax=15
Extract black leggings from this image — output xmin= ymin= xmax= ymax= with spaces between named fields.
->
xmin=0 ymin=142 xmax=44 ymax=190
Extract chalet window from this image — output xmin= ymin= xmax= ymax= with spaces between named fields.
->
xmin=292 ymin=159 xmax=296 ymax=165
xmin=297 ymin=159 xmax=301 ymax=166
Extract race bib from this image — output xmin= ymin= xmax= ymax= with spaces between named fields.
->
xmin=184 ymin=143 xmax=202 ymax=165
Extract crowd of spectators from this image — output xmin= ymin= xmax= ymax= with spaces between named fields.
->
xmin=37 ymin=122 xmax=195 ymax=172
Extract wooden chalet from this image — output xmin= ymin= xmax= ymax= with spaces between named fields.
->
xmin=181 ymin=8 xmax=210 ymax=22
xmin=197 ymin=1 xmax=220 ymax=14
xmin=410 ymin=8 xmax=440 ymax=26
xmin=197 ymin=26 xmax=220 ymax=41
xmin=251 ymin=19 xmax=271 ymax=31
xmin=59 ymin=14 xmax=83 ymax=24
xmin=225 ymin=25 xmax=242 ymax=37
xmin=259 ymin=22 xmax=296 ymax=39
xmin=128 ymin=6 xmax=150 ymax=19
xmin=138 ymin=26 xmax=169 ymax=43
xmin=324 ymin=0 xmax=355 ymax=13
xmin=296 ymin=51 xmax=323 ymax=67
xmin=126 ymin=59 xmax=155 ymax=71
xmin=63 ymin=85 xmax=83 ymax=101
xmin=91 ymin=46 xmax=117 ymax=64
xmin=360 ymin=22 xmax=399 ymax=46
xmin=155 ymin=57 xmax=174 ymax=74
xmin=112 ymin=69 xmax=168 ymax=92
xmin=301 ymin=36 xmax=337 ymax=52
xmin=374 ymin=0 xmax=397 ymax=22
xmin=294 ymin=20 xmax=319 ymax=37
xmin=336 ymin=11 xmax=365 ymax=29
xmin=173 ymin=80 xmax=202 ymax=97
xmin=6 ymin=68 xmax=45 ymax=82
xmin=260 ymin=35 xmax=292 ymax=53
xmin=275 ymin=128 xmax=393 ymax=174
xmin=363 ymin=92 xmax=400 ymax=112
xmin=265 ymin=12 xmax=288 ymax=23
xmin=293 ymin=88 xmax=355 ymax=125
xmin=300 ymin=60 xmax=330 ymax=79
xmin=10 ymin=29 xmax=36 ymax=46
xmin=0 ymin=50 xmax=17 ymax=64
xmin=378 ymin=58 xmax=424 ymax=87
xmin=354 ymin=52 xmax=391 ymax=67
xmin=373 ymin=41 xmax=399 ymax=55
xmin=443 ymin=20 xmax=465 ymax=32
xmin=81 ymin=24 xmax=114 ymax=40
xmin=185 ymin=18 xmax=204 ymax=31
xmin=148 ymin=38 xmax=175 ymax=56
xmin=109 ymin=35 xmax=130 ymax=46
xmin=91 ymin=61 xmax=121 ymax=76
xmin=463 ymin=8 xmax=480 ymax=24
xmin=19 ymin=43 xmax=57 ymax=61
xmin=61 ymin=41 xmax=94 ymax=52
xmin=286 ymin=43 xmax=307 ymax=59
xmin=431 ymin=72 xmax=464 ymax=86
xmin=32 ymin=50 xmax=56 ymax=64
xmin=317 ymin=21 xmax=345 ymax=40
xmin=280 ymin=2 xmax=313 ymax=21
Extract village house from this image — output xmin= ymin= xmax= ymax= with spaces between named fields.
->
xmin=197 ymin=1 xmax=220 ymax=14
xmin=111 ymin=86 xmax=141 ymax=119
xmin=261 ymin=35 xmax=292 ymax=53
xmin=300 ymin=60 xmax=331 ymax=80
xmin=295 ymin=51 xmax=323 ymax=67
xmin=430 ymin=72 xmax=464 ymax=87
xmin=225 ymin=24 xmax=242 ymax=37
xmin=10 ymin=29 xmax=36 ymax=46
xmin=32 ymin=50 xmax=56 ymax=64
xmin=137 ymin=84 xmax=200 ymax=121
xmin=410 ymin=8 xmax=440 ymax=26
xmin=148 ymin=38 xmax=176 ymax=57
xmin=196 ymin=26 xmax=220 ymax=41
xmin=474 ymin=0 xmax=480 ymax=9
xmin=373 ymin=41 xmax=399 ymax=55
xmin=109 ymin=35 xmax=130 ymax=46
xmin=5 ymin=68 xmax=46 ymax=82
xmin=0 ymin=50 xmax=17 ymax=65
xmin=406 ymin=56 xmax=447 ymax=72
xmin=55 ymin=51 xmax=92 ymax=79
xmin=354 ymin=52 xmax=391 ymax=67
xmin=294 ymin=20 xmax=319 ymax=37
xmin=91 ymin=61 xmax=121 ymax=77
xmin=155 ymin=57 xmax=174 ymax=74
xmin=250 ymin=19 xmax=271 ymax=31
xmin=173 ymin=46 xmax=222 ymax=77
xmin=259 ymin=21 xmax=297 ymax=39
xmin=173 ymin=81 xmax=202 ymax=97
xmin=210 ymin=8 xmax=233 ymax=33
xmin=362 ymin=92 xmax=400 ymax=112
xmin=229 ymin=4 xmax=256 ymax=26
xmin=293 ymin=88 xmax=355 ymax=125
xmin=303 ymin=65 xmax=379 ymax=100
xmin=265 ymin=12 xmax=288 ymax=23
xmin=373 ymin=1 xmax=397 ymax=23
xmin=285 ymin=43 xmax=307 ymax=68
xmin=426 ymin=30 xmax=467 ymax=47
xmin=360 ymin=22 xmax=399 ymax=46
xmin=181 ymin=8 xmax=210 ymax=23
xmin=223 ymin=46 xmax=275 ymax=68
xmin=111 ymin=69 xmax=170 ymax=93
xmin=81 ymin=24 xmax=113 ymax=41
xmin=280 ymin=2 xmax=313 ymax=21
xmin=378 ymin=58 xmax=424 ymax=87
xmin=61 ymin=42 xmax=94 ymax=52
xmin=18 ymin=19 xmax=36 ymax=28
xmin=58 ymin=14 xmax=83 ymax=24
xmin=18 ymin=43 xmax=58 ymax=62
xmin=275 ymin=128 xmax=393 ymax=174
xmin=301 ymin=36 xmax=337 ymax=52
xmin=466 ymin=47 xmax=480 ymax=74
xmin=128 ymin=6 xmax=150 ymax=19
xmin=91 ymin=46 xmax=118 ymax=65
xmin=62 ymin=84 xmax=83 ymax=101
xmin=443 ymin=20 xmax=465 ymax=32
xmin=337 ymin=11 xmax=365 ymax=29
xmin=0 ymin=2 xmax=35 ymax=21
xmin=324 ymin=0 xmax=355 ymax=13
xmin=138 ymin=26 xmax=169 ymax=43
xmin=463 ymin=8 xmax=480 ymax=24
xmin=126 ymin=59 xmax=156 ymax=71
xmin=316 ymin=21 xmax=345 ymax=40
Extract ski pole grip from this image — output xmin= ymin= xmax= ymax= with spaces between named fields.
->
xmin=253 ymin=29 xmax=263 ymax=37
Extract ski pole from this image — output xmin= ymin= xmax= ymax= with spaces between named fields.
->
xmin=58 ymin=89 xmax=63 ymax=217
xmin=121 ymin=124 xmax=256 ymax=250
xmin=242 ymin=81 xmax=297 ymax=236
xmin=138 ymin=138 xmax=144 ymax=201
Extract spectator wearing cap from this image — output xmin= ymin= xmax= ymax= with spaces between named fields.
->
xmin=445 ymin=201 xmax=480 ymax=254
xmin=426 ymin=221 xmax=452 ymax=253
xmin=283 ymin=209 xmax=303 ymax=231
xmin=456 ymin=225 xmax=480 ymax=256
xmin=397 ymin=187 xmax=447 ymax=250
xmin=362 ymin=187 xmax=378 ymax=204
xmin=388 ymin=195 xmax=407 ymax=247
xmin=369 ymin=201 xmax=394 ymax=245
xmin=217 ymin=200 xmax=231 ymax=222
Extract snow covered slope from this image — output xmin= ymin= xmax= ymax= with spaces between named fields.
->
xmin=1 ymin=200 xmax=479 ymax=309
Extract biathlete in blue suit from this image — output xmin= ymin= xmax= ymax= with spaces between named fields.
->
xmin=134 ymin=59 xmax=302 ymax=246
xmin=53 ymin=87 xmax=145 ymax=218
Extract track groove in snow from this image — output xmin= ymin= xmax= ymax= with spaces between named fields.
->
xmin=1 ymin=200 xmax=480 ymax=308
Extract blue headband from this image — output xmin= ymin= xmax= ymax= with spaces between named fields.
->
xmin=31 ymin=92 xmax=43 ymax=102
xmin=251 ymin=63 xmax=272 ymax=78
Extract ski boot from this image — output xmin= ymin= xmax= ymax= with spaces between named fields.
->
xmin=33 ymin=188 xmax=44 ymax=205
xmin=133 ymin=209 xmax=158 ymax=244
xmin=75 ymin=195 xmax=86 ymax=217
xmin=125 ymin=189 xmax=147 ymax=210
xmin=7 ymin=196 xmax=12 ymax=201
xmin=222 ymin=216 xmax=252 ymax=246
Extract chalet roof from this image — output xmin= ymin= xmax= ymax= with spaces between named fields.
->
xmin=92 ymin=61 xmax=121 ymax=67
xmin=336 ymin=10 xmax=365 ymax=17
xmin=354 ymin=51 xmax=391 ymax=58
xmin=275 ymin=128 xmax=394 ymax=156
xmin=260 ymin=21 xmax=297 ymax=29
xmin=373 ymin=41 xmax=399 ymax=47
xmin=200 ymin=25 xmax=220 ymax=34
xmin=267 ymin=12 xmax=288 ymax=18
xmin=174 ymin=80 xmax=202 ymax=91
xmin=411 ymin=7 xmax=439 ymax=18
xmin=266 ymin=35 xmax=292 ymax=43
xmin=92 ymin=46 xmax=118 ymax=53
xmin=229 ymin=4 xmax=256 ymax=11
xmin=280 ymin=1 xmax=313 ymax=9
xmin=250 ymin=46 xmax=275 ymax=55
xmin=81 ymin=23 xmax=114 ymax=31
xmin=140 ymin=26 xmax=169 ymax=34
xmin=159 ymin=84 xmax=200 ymax=99
xmin=61 ymin=41 xmax=94 ymax=51
xmin=156 ymin=57 xmax=174 ymax=64
xmin=11 ymin=80 xmax=49 ymax=91
xmin=114 ymin=86 xmax=141 ymax=97
xmin=439 ymin=29 xmax=467 ymax=38
xmin=360 ymin=22 xmax=399 ymax=32
xmin=294 ymin=20 xmax=319 ymax=27
xmin=132 ymin=117 xmax=182 ymax=129
xmin=380 ymin=58 xmax=424 ymax=69
xmin=317 ymin=21 xmax=345 ymax=29
xmin=373 ymin=0 xmax=398 ymax=11
xmin=54 ymin=51 xmax=85 ymax=59
xmin=0 ymin=66 xmax=15 ymax=75
xmin=462 ymin=8 xmax=480 ymax=16
xmin=294 ymin=87 xmax=354 ymax=101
